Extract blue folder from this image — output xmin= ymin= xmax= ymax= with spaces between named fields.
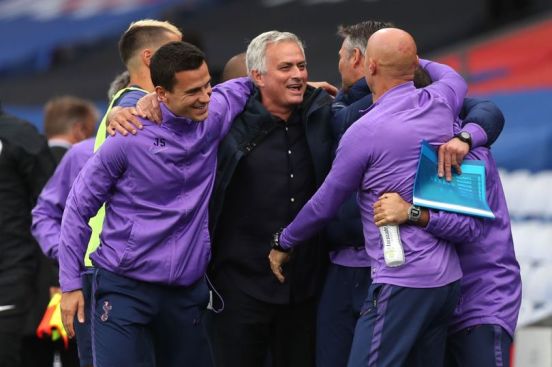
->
xmin=413 ymin=141 xmax=495 ymax=219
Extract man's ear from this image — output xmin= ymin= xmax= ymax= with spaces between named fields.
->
xmin=250 ymin=69 xmax=264 ymax=87
xmin=142 ymin=49 xmax=154 ymax=67
xmin=155 ymin=86 xmax=168 ymax=102
xmin=71 ymin=122 xmax=86 ymax=142
xmin=368 ymin=58 xmax=377 ymax=75
xmin=352 ymin=48 xmax=363 ymax=68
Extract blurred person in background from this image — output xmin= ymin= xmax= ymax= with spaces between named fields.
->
xmin=107 ymin=70 xmax=130 ymax=101
xmin=221 ymin=52 xmax=247 ymax=82
xmin=44 ymin=96 xmax=99 ymax=164
xmin=22 ymin=95 xmax=98 ymax=367
xmin=0 ymin=100 xmax=56 ymax=367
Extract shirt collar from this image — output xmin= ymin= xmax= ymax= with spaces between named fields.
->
xmin=376 ymin=81 xmax=415 ymax=104
xmin=160 ymin=103 xmax=196 ymax=134
xmin=48 ymin=138 xmax=72 ymax=149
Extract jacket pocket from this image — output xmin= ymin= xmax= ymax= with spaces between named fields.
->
xmin=118 ymin=220 xmax=139 ymax=269
xmin=359 ymin=283 xmax=385 ymax=316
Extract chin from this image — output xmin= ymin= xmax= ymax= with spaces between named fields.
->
xmin=286 ymin=95 xmax=304 ymax=106
xmin=193 ymin=112 xmax=209 ymax=122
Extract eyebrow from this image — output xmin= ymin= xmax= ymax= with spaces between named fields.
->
xmin=184 ymin=79 xmax=211 ymax=94
xmin=278 ymin=61 xmax=306 ymax=67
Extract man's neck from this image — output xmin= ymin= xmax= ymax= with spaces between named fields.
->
xmin=371 ymin=78 xmax=408 ymax=103
xmin=129 ymin=68 xmax=155 ymax=93
xmin=261 ymin=97 xmax=295 ymax=122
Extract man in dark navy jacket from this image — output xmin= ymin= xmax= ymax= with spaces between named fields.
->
xmin=208 ymin=31 xmax=334 ymax=367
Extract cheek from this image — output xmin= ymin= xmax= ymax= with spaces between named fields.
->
xmin=338 ymin=58 xmax=345 ymax=73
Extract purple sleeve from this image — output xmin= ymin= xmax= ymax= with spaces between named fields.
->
xmin=58 ymin=136 xmax=127 ymax=292
xmin=209 ymin=77 xmax=253 ymax=139
xmin=31 ymin=150 xmax=82 ymax=260
xmin=116 ymin=90 xmax=146 ymax=108
xmin=461 ymin=123 xmax=487 ymax=149
xmin=424 ymin=209 xmax=484 ymax=244
xmin=279 ymin=126 xmax=370 ymax=249
xmin=419 ymin=59 xmax=467 ymax=117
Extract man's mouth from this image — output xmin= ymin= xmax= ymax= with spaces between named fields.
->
xmin=287 ymin=83 xmax=303 ymax=93
xmin=193 ymin=104 xmax=208 ymax=113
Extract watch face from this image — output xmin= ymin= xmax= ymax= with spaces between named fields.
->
xmin=409 ymin=205 xmax=421 ymax=222
xmin=460 ymin=131 xmax=471 ymax=140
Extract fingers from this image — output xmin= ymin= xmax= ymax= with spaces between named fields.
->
xmin=306 ymin=81 xmax=338 ymax=97
xmin=321 ymin=83 xmax=338 ymax=97
xmin=438 ymin=145 xmax=446 ymax=178
xmin=107 ymin=123 xmax=117 ymax=136
xmin=274 ymin=265 xmax=286 ymax=284
xmin=268 ymin=250 xmax=286 ymax=283
xmin=444 ymin=148 xmax=453 ymax=182
xmin=373 ymin=212 xmax=389 ymax=227
xmin=450 ymin=154 xmax=461 ymax=177
xmin=137 ymin=93 xmax=162 ymax=124
xmin=61 ymin=303 xmax=76 ymax=339
xmin=439 ymin=138 xmax=470 ymax=180
xmin=118 ymin=117 xmax=140 ymax=135
xmin=108 ymin=108 xmax=143 ymax=136
xmin=151 ymin=99 xmax=162 ymax=124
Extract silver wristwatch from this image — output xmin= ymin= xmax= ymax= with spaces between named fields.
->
xmin=408 ymin=205 xmax=422 ymax=223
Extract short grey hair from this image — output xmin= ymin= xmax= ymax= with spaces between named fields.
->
xmin=337 ymin=20 xmax=394 ymax=56
xmin=246 ymin=31 xmax=305 ymax=74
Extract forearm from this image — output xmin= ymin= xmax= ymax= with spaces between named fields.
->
xmin=31 ymin=204 xmax=62 ymax=260
xmin=424 ymin=209 xmax=483 ymax=243
xmin=212 ymin=77 xmax=253 ymax=131
xmin=460 ymin=97 xmax=505 ymax=147
xmin=280 ymin=180 xmax=352 ymax=249
xmin=58 ymin=194 xmax=93 ymax=292
xmin=419 ymin=59 xmax=467 ymax=116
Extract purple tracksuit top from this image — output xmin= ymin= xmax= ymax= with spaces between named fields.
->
xmin=280 ymin=60 xmax=467 ymax=288
xmin=426 ymin=146 xmax=521 ymax=337
xmin=59 ymin=78 xmax=252 ymax=292
xmin=32 ymin=138 xmax=95 ymax=260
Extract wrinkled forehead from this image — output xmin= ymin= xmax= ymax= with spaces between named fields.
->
xmin=265 ymin=40 xmax=306 ymax=64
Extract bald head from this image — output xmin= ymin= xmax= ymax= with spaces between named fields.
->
xmin=365 ymin=28 xmax=418 ymax=82
xmin=222 ymin=53 xmax=247 ymax=82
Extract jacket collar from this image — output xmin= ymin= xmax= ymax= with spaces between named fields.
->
xmin=160 ymin=103 xmax=196 ymax=134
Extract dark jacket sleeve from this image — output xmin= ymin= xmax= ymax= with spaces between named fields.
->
xmin=325 ymin=92 xmax=374 ymax=251
xmin=460 ymin=97 xmax=505 ymax=147
xmin=336 ymin=94 xmax=374 ymax=139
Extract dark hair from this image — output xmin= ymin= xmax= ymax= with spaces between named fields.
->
xmin=337 ymin=20 xmax=395 ymax=54
xmin=414 ymin=66 xmax=432 ymax=88
xmin=118 ymin=21 xmax=181 ymax=65
xmin=150 ymin=41 xmax=207 ymax=91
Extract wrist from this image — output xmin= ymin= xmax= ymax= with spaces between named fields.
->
xmin=407 ymin=205 xmax=422 ymax=223
xmin=454 ymin=131 xmax=472 ymax=149
xmin=271 ymin=230 xmax=291 ymax=253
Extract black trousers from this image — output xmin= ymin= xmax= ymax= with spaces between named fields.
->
xmin=0 ymin=283 xmax=32 ymax=367
xmin=212 ymin=286 xmax=316 ymax=367
xmin=0 ymin=329 xmax=23 ymax=367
